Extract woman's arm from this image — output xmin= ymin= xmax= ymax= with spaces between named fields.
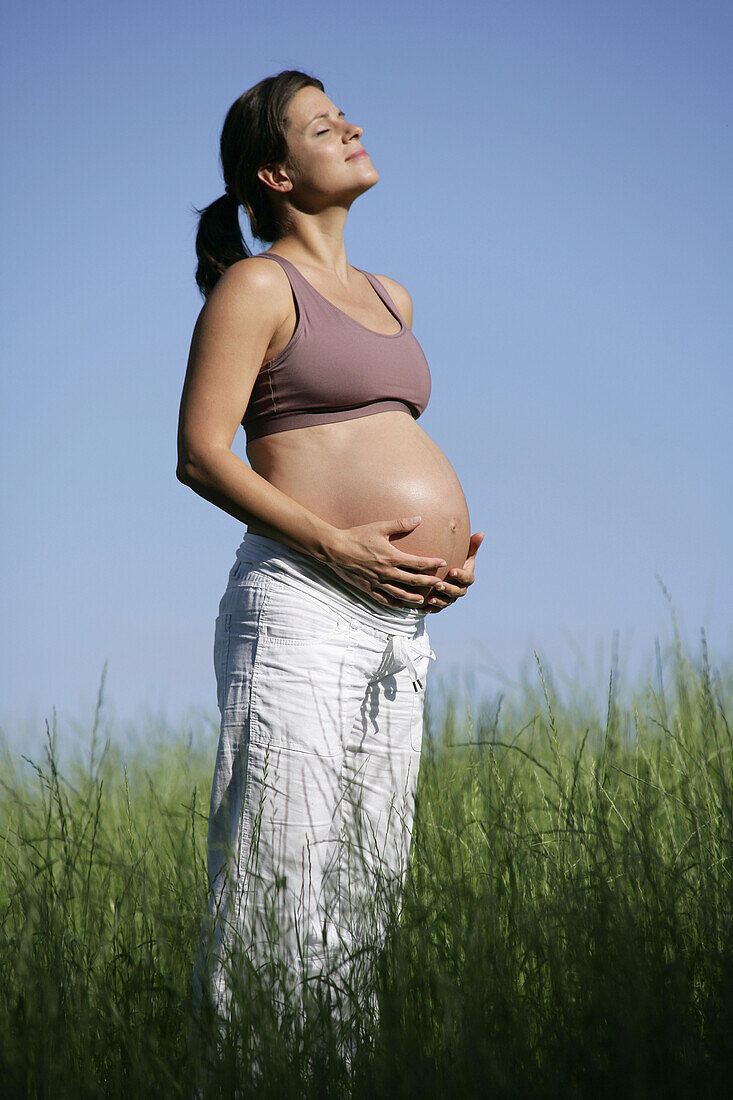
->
xmin=176 ymin=259 xmax=446 ymax=608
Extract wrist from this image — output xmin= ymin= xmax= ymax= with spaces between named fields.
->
xmin=305 ymin=520 xmax=345 ymax=567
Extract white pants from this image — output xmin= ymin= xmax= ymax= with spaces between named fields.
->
xmin=196 ymin=533 xmax=435 ymax=1016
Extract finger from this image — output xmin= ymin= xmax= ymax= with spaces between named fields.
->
xmin=368 ymin=588 xmax=396 ymax=609
xmin=444 ymin=568 xmax=473 ymax=588
xmin=380 ymin=520 xmax=447 ymax=573
xmin=425 ymin=574 xmax=471 ymax=609
xmin=446 ymin=540 xmax=483 ymax=582
xmin=380 ymin=591 xmax=422 ymax=610
xmin=385 ymin=567 xmax=447 ymax=588
xmin=465 ymin=532 xmax=484 ymax=564
xmin=451 ymin=535 xmax=483 ymax=577
xmin=434 ymin=579 xmax=466 ymax=599
xmin=392 ymin=552 xmax=448 ymax=575
xmin=379 ymin=582 xmax=430 ymax=606
xmin=381 ymin=514 xmax=424 ymax=536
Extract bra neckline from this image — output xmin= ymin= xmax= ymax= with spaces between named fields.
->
xmin=262 ymin=251 xmax=406 ymax=339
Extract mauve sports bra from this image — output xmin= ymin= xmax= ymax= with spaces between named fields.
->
xmin=241 ymin=252 xmax=432 ymax=442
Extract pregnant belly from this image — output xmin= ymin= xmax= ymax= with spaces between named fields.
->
xmin=247 ymin=411 xmax=471 ymax=597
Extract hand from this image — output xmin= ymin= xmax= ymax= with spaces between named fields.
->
xmin=324 ymin=515 xmax=448 ymax=609
xmin=424 ymin=531 xmax=483 ymax=613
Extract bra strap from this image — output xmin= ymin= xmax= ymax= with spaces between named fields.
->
xmin=358 ymin=269 xmax=406 ymax=325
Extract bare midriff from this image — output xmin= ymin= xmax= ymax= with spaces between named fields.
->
xmin=246 ymin=409 xmax=471 ymax=600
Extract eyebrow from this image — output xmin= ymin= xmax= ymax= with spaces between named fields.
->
xmin=305 ymin=109 xmax=345 ymax=129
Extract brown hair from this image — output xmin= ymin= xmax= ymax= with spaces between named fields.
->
xmin=193 ymin=70 xmax=324 ymax=298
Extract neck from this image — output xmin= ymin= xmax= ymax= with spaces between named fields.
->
xmin=269 ymin=204 xmax=352 ymax=278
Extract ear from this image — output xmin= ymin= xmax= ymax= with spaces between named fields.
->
xmin=257 ymin=164 xmax=293 ymax=194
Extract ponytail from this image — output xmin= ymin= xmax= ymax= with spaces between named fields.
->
xmin=194 ymin=193 xmax=251 ymax=298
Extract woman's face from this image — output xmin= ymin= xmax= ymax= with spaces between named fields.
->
xmin=264 ymin=86 xmax=379 ymax=204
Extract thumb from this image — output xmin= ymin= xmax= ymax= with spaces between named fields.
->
xmin=462 ymin=532 xmax=484 ymax=565
xmin=385 ymin=514 xmax=422 ymax=535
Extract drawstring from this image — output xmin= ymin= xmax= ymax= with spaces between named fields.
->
xmin=392 ymin=636 xmax=422 ymax=691
xmin=380 ymin=634 xmax=436 ymax=692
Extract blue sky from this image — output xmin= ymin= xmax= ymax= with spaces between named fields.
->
xmin=1 ymin=0 xmax=731 ymax=746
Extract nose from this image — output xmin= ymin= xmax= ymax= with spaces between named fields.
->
xmin=343 ymin=120 xmax=363 ymax=143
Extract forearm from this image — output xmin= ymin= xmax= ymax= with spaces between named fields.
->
xmin=177 ymin=447 xmax=342 ymax=564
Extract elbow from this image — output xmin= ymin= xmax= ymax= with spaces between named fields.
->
xmin=176 ymin=443 xmax=229 ymax=488
xmin=176 ymin=458 xmax=194 ymax=486
xmin=176 ymin=446 xmax=206 ymax=487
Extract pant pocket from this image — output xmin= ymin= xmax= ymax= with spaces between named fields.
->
xmin=259 ymin=580 xmax=351 ymax=646
xmin=249 ymin=598 xmax=356 ymax=755
xmin=214 ymin=581 xmax=269 ymax=715
xmin=247 ymin=578 xmax=354 ymax=753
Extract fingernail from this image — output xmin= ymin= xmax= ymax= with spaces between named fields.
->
xmin=436 ymin=583 xmax=445 ymax=591
xmin=409 ymin=515 xmax=421 ymax=523
xmin=429 ymin=598 xmax=439 ymax=605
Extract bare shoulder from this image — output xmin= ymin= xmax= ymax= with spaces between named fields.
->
xmin=373 ymin=273 xmax=414 ymax=329
xmin=207 ymin=253 xmax=291 ymax=313
xmin=190 ymin=254 xmax=294 ymax=359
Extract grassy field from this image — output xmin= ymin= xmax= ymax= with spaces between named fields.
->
xmin=1 ymin=627 xmax=732 ymax=1098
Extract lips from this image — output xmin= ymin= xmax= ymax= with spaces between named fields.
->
xmin=346 ymin=149 xmax=369 ymax=161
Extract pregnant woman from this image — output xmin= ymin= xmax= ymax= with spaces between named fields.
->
xmin=178 ymin=70 xmax=483 ymax=1015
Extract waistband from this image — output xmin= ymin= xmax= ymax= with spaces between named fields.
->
xmin=234 ymin=532 xmax=427 ymax=639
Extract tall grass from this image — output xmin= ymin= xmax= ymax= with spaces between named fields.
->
xmin=1 ymin=632 xmax=732 ymax=1097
